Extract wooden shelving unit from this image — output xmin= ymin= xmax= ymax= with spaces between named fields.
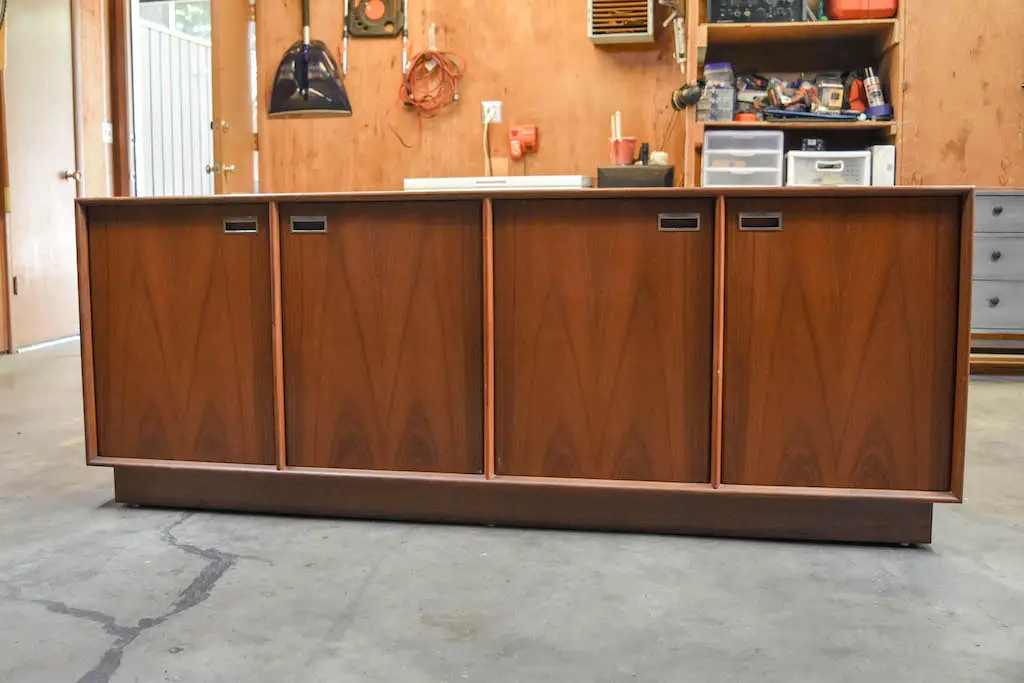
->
xmin=703 ymin=18 xmax=898 ymax=48
xmin=682 ymin=1 xmax=906 ymax=187
xmin=701 ymin=120 xmax=895 ymax=131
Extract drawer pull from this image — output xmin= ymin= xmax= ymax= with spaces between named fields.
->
xmin=739 ymin=212 xmax=783 ymax=232
xmin=290 ymin=216 xmax=328 ymax=233
xmin=658 ymin=213 xmax=701 ymax=232
xmin=993 ymin=205 xmax=1004 ymax=216
xmin=223 ymin=217 xmax=258 ymax=234
xmin=989 ymin=297 xmax=1001 ymax=308
xmin=992 ymin=250 xmax=1003 ymax=262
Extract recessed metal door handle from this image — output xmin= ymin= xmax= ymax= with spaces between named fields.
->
xmin=739 ymin=212 xmax=783 ymax=231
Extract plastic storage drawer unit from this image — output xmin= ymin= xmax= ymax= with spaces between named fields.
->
xmin=702 ymin=130 xmax=784 ymax=187
xmin=786 ymin=151 xmax=871 ymax=187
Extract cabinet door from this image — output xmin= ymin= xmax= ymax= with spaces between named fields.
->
xmin=494 ymin=199 xmax=714 ymax=483
xmin=88 ymin=204 xmax=276 ymax=465
xmin=280 ymin=201 xmax=484 ymax=473
xmin=723 ymin=198 xmax=961 ymax=491
xmin=902 ymin=0 xmax=1024 ymax=185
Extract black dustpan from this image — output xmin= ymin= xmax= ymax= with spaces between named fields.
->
xmin=269 ymin=0 xmax=352 ymax=118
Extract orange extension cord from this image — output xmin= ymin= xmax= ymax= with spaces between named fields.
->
xmin=388 ymin=47 xmax=467 ymax=148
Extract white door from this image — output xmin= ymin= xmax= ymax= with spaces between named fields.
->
xmin=4 ymin=0 xmax=81 ymax=348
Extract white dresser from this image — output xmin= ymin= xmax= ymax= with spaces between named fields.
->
xmin=972 ymin=191 xmax=1024 ymax=372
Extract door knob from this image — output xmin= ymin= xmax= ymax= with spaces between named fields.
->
xmin=993 ymin=205 xmax=1004 ymax=216
xmin=989 ymin=296 xmax=1001 ymax=307
xmin=992 ymin=250 xmax=1003 ymax=262
xmin=61 ymin=169 xmax=82 ymax=182
xmin=222 ymin=164 xmax=236 ymax=174
xmin=205 ymin=163 xmax=222 ymax=174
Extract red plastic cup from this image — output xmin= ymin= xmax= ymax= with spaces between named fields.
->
xmin=609 ymin=137 xmax=638 ymax=166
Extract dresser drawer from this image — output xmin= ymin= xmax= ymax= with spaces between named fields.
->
xmin=974 ymin=235 xmax=1024 ymax=281
xmin=972 ymin=281 xmax=1024 ymax=332
xmin=976 ymin=194 xmax=1024 ymax=233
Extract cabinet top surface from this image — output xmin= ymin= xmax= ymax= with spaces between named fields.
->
xmin=78 ymin=186 xmax=975 ymax=208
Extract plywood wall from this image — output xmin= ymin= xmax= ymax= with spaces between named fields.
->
xmin=256 ymin=0 xmax=687 ymax=193
xmin=901 ymin=0 xmax=1024 ymax=187
xmin=78 ymin=0 xmax=114 ymax=198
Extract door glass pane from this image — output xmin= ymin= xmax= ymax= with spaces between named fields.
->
xmin=130 ymin=0 xmax=214 ymax=197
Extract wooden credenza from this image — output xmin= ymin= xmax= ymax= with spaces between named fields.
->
xmin=76 ymin=188 xmax=973 ymax=544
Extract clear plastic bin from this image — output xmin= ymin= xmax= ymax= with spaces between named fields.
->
xmin=786 ymin=151 xmax=872 ymax=186
xmin=703 ymin=167 xmax=783 ymax=188
xmin=704 ymin=130 xmax=784 ymax=154
xmin=703 ymin=149 xmax=782 ymax=171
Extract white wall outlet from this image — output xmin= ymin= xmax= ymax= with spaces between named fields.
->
xmin=481 ymin=101 xmax=503 ymax=124
xmin=102 ymin=121 xmax=114 ymax=145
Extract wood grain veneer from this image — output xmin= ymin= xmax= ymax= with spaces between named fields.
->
xmin=722 ymin=197 xmax=961 ymax=491
xmin=113 ymin=465 xmax=935 ymax=544
xmin=279 ymin=201 xmax=484 ymax=473
xmin=493 ymin=198 xmax=715 ymax=482
xmin=88 ymin=203 xmax=276 ymax=465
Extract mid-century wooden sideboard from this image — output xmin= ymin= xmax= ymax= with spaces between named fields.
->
xmin=76 ymin=187 xmax=973 ymax=544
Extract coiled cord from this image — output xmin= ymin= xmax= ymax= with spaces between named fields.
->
xmin=389 ymin=47 xmax=467 ymax=148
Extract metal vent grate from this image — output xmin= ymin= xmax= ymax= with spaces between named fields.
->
xmin=588 ymin=0 xmax=655 ymax=45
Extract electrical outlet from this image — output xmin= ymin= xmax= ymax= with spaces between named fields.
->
xmin=481 ymin=101 xmax=503 ymax=124
xmin=102 ymin=122 xmax=114 ymax=145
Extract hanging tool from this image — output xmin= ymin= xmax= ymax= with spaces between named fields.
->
xmin=269 ymin=0 xmax=352 ymax=117
xmin=659 ymin=0 xmax=686 ymax=73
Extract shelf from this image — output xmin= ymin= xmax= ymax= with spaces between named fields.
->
xmin=701 ymin=120 xmax=895 ymax=132
xmin=704 ymin=19 xmax=899 ymax=47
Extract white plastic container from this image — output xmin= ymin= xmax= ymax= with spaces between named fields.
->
xmin=702 ymin=130 xmax=784 ymax=187
xmin=870 ymin=145 xmax=897 ymax=186
xmin=785 ymin=151 xmax=871 ymax=187
xmin=703 ymin=167 xmax=784 ymax=188
xmin=704 ymin=130 xmax=784 ymax=154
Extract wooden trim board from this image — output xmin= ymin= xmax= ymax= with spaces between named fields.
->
xmin=710 ymin=194 xmax=725 ymax=488
xmin=950 ymin=192 xmax=975 ymax=500
xmin=113 ymin=466 xmax=934 ymax=544
xmin=971 ymin=354 xmax=1024 ymax=375
xmin=269 ymin=203 xmax=287 ymax=470
xmin=483 ymin=199 xmax=496 ymax=479
xmin=76 ymin=204 xmax=98 ymax=460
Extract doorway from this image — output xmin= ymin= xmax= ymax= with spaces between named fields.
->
xmin=1 ymin=0 xmax=82 ymax=350
xmin=128 ymin=0 xmax=257 ymax=196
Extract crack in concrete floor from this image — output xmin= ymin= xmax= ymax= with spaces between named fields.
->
xmin=27 ymin=512 xmax=237 ymax=683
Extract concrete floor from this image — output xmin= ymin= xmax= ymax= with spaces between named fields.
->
xmin=0 ymin=343 xmax=1022 ymax=683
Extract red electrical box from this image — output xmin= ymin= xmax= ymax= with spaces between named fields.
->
xmin=509 ymin=125 xmax=538 ymax=161
xmin=828 ymin=0 xmax=897 ymax=20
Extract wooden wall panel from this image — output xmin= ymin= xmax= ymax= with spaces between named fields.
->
xmin=256 ymin=0 xmax=685 ymax=193
xmin=901 ymin=0 xmax=1024 ymax=186
xmin=280 ymin=201 xmax=484 ymax=473
xmin=88 ymin=204 xmax=276 ymax=465
xmin=494 ymin=199 xmax=715 ymax=483
xmin=722 ymin=197 xmax=961 ymax=491
xmin=78 ymin=0 xmax=114 ymax=198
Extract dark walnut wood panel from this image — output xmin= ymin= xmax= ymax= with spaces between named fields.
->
xmin=493 ymin=199 xmax=715 ymax=482
xmin=279 ymin=201 xmax=484 ymax=473
xmin=87 ymin=204 xmax=276 ymax=465
xmin=113 ymin=466 xmax=934 ymax=544
xmin=723 ymin=197 xmax=961 ymax=491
